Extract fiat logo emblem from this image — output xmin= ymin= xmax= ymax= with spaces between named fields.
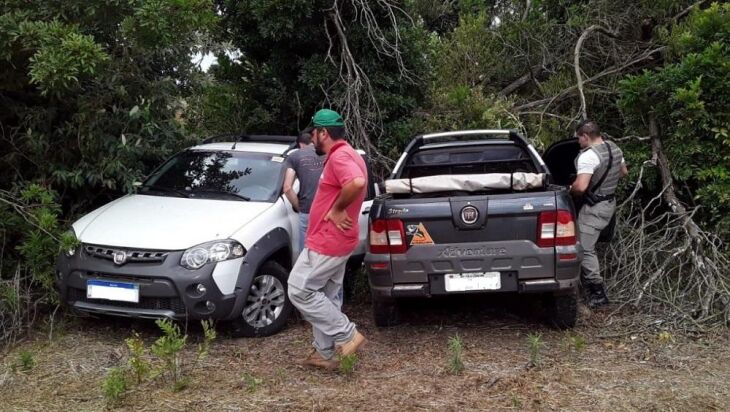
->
xmin=461 ymin=205 xmax=479 ymax=225
xmin=113 ymin=250 xmax=127 ymax=265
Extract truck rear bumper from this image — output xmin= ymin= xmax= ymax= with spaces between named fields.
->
xmin=371 ymin=276 xmax=578 ymax=299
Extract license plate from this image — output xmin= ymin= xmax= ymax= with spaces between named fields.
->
xmin=444 ymin=272 xmax=501 ymax=292
xmin=87 ymin=280 xmax=139 ymax=303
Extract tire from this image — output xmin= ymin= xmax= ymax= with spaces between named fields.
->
xmin=228 ymin=261 xmax=294 ymax=338
xmin=545 ymin=288 xmax=578 ymax=329
xmin=372 ymin=294 xmax=400 ymax=327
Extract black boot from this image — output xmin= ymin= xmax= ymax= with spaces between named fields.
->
xmin=586 ymin=283 xmax=609 ymax=308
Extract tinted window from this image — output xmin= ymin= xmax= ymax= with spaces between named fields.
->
xmin=144 ymin=151 xmax=284 ymax=202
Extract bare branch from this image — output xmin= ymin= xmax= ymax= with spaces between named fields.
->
xmin=574 ymin=25 xmax=618 ymax=120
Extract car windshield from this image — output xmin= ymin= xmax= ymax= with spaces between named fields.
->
xmin=142 ymin=150 xmax=284 ymax=202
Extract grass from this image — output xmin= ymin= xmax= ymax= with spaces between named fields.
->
xmin=17 ymin=350 xmax=35 ymax=372
xmin=447 ymin=334 xmax=465 ymax=374
xmin=241 ymin=373 xmax=263 ymax=393
xmin=339 ymin=353 xmax=358 ymax=375
xmin=526 ymin=333 xmax=545 ymax=367
xmin=563 ymin=332 xmax=587 ymax=353
xmin=102 ymin=367 xmax=128 ymax=407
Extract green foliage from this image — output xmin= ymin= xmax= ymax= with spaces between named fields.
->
xmin=197 ymin=319 xmax=216 ymax=362
xmin=447 ymin=334 xmax=465 ymax=374
xmin=102 ymin=367 xmax=128 ymax=407
xmin=17 ymin=350 xmax=35 ymax=372
xmin=151 ymin=319 xmax=187 ymax=388
xmin=125 ymin=333 xmax=151 ymax=385
xmin=619 ymin=3 xmax=730 ymax=238
xmin=338 ymin=353 xmax=358 ymax=375
xmin=241 ymin=373 xmax=263 ymax=393
xmin=564 ymin=332 xmax=587 ymax=353
xmin=526 ymin=333 xmax=545 ymax=366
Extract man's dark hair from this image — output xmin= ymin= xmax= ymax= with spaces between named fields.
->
xmin=575 ymin=120 xmax=601 ymax=138
xmin=322 ymin=126 xmax=345 ymax=140
xmin=297 ymin=128 xmax=313 ymax=145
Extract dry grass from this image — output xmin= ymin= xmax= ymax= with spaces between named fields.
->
xmin=1 ymin=298 xmax=729 ymax=411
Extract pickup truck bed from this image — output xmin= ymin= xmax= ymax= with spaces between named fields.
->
xmin=365 ymin=130 xmax=582 ymax=328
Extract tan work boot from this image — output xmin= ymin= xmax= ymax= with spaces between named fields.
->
xmin=336 ymin=330 xmax=367 ymax=357
xmin=302 ymin=350 xmax=338 ymax=370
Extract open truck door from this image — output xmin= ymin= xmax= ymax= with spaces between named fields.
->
xmin=542 ymin=137 xmax=616 ymax=242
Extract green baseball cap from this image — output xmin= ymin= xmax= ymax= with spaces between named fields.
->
xmin=312 ymin=109 xmax=344 ymax=127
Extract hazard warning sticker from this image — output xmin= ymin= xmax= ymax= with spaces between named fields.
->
xmin=409 ymin=222 xmax=434 ymax=246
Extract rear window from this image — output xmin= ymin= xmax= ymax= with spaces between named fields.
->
xmin=401 ymin=144 xmax=537 ymax=179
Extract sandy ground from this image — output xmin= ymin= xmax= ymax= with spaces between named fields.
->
xmin=2 ymin=296 xmax=729 ymax=411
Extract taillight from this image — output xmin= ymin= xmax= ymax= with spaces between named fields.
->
xmin=369 ymin=219 xmax=407 ymax=254
xmin=537 ymin=210 xmax=576 ymax=247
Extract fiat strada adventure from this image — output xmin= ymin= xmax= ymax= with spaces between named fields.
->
xmin=56 ymin=135 xmax=374 ymax=337
xmin=365 ymin=130 xmax=583 ymax=328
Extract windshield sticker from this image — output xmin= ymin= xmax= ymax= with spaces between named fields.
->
xmin=410 ymin=223 xmax=435 ymax=246
xmin=271 ymin=156 xmax=285 ymax=163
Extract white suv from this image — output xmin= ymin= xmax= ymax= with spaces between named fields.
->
xmin=55 ymin=135 xmax=374 ymax=337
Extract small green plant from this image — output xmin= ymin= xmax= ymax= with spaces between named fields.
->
xmin=18 ymin=350 xmax=35 ymax=371
xmin=125 ymin=333 xmax=151 ymax=384
xmin=511 ymin=393 xmax=523 ymax=408
xmin=657 ymin=330 xmax=674 ymax=345
xmin=339 ymin=353 xmax=358 ymax=375
xmin=196 ymin=320 xmax=216 ymax=362
xmin=447 ymin=334 xmax=465 ymax=374
xmin=102 ymin=367 xmax=128 ymax=407
xmin=526 ymin=333 xmax=545 ymax=367
xmin=564 ymin=332 xmax=587 ymax=353
xmin=151 ymin=319 xmax=187 ymax=389
xmin=242 ymin=373 xmax=263 ymax=393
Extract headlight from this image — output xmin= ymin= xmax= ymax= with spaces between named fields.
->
xmin=180 ymin=240 xmax=246 ymax=270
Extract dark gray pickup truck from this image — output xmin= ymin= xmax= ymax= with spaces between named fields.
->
xmin=365 ymin=130 xmax=582 ymax=328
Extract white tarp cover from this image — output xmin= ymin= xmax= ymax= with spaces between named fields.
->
xmin=385 ymin=173 xmax=545 ymax=194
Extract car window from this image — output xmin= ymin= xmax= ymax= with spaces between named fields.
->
xmin=144 ymin=150 xmax=284 ymax=202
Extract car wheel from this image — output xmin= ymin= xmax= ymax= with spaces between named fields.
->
xmin=229 ymin=261 xmax=293 ymax=337
xmin=372 ymin=294 xmax=400 ymax=327
xmin=544 ymin=287 xmax=578 ymax=329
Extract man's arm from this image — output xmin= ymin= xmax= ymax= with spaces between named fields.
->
xmin=570 ymin=173 xmax=592 ymax=197
xmin=620 ymin=162 xmax=628 ymax=178
xmin=325 ymin=177 xmax=366 ymax=231
xmin=282 ymin=168 xmax=300 ymax=212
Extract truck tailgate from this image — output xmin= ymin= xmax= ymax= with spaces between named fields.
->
xmin=378 ymin=192 xmax=559 ymax=285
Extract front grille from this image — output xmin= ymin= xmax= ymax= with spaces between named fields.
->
xmin=84 ymin=244 xmax=169 ymax=264
xmin=68 ymin=288 xmax=187 ymax=314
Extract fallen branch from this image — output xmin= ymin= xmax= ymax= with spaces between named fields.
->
xmin=514 ymin=47 xmax=665 ymax=111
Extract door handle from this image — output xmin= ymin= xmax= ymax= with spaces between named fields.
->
xmin=361 ymin=207 xmax=371 ymax=215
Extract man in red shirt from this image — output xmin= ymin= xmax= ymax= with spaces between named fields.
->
xmin=287 ymin=109 xmax=368 ymax=370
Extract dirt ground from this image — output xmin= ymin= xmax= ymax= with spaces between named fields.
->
xmin=2 ymin=297 xmax=729 ymax=411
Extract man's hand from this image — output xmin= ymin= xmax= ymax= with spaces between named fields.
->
xmin=325 ymin=207 xmax=353 ymax=231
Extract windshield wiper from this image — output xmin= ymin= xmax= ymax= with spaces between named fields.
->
xmin=141 ymin=185 xmax=190 ymax=198
xmin=189 ymin=189 xmax=251 ymax=201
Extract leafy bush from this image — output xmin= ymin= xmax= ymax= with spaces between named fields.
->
xmin=619 ymin=3 xmax=730 ymax=239
xmin=102 ymin=367 xmax=128 ymax=407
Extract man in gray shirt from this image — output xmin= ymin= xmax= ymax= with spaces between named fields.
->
xmin=283 ymin=128 xmax=325 ymax=253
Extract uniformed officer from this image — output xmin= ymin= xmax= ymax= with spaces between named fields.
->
xmin=570 ymin=120 xmax=628 ymax=308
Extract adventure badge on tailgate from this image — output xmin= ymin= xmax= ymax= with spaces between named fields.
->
xmin=408 ymin=222 xmax=435 ymax=246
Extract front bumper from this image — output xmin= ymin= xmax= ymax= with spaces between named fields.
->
xmin=55 ymin=247 xmax=242 ymax=320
